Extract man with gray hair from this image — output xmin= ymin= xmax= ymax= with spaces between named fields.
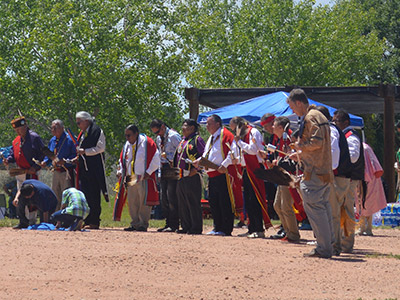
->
xmin=42 ymin=119 xmax=77 ymax=210
xmin=75 ymin=111 xmax=108 ymax=229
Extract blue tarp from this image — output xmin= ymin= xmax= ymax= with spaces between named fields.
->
xmin=197 ymin=91 xmax=364 ymax=128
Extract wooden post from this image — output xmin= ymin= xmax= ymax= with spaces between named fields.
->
xmin=380 ymin=84 xmax=396 ymax=202
xmin=185 ymin=87 xmax=200 ymax=120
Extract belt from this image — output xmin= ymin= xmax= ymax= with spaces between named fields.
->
xmin=55 ymin=167 xmax=74 ymax=173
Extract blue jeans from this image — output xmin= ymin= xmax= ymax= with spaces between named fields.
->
xmin=51 ymin=210 xmax=82 ymax=227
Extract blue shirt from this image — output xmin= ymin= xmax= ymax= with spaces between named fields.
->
xmin=44 ymin=132 xmax=77 ymax=168
xmin=22 ymin=179 xmax=57 ymax=212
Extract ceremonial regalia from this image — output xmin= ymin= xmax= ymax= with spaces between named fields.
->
xmin=174 ymin=132 xmax=205 ymax=234
xmin=8 ymin=129 xmax=45 ymax=186
xmin=239 ymin=125 xmax=272 ymax=233
xmin=113 ymin=134 xmax=160 ymax=230
xmin=76 ymin=122 xmax=108 ymax=227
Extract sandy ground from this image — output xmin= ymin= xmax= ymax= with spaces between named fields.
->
xmin=0 ymin=226 xmax=399 ymax=300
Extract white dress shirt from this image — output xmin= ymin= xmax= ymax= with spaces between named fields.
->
xmin=330 ymin=124 xmax=340 ymax=170
xmin=344 ymin=126 xmax=361 ymax=163
xmin=119 ymin=135 xmax=160 ymax=176
xmin=203 ymin=127 xmax=237 ymax=170
xmin=82 ymin=129 xmax=106 ymax=156
xmin=236 ymin=127 xmax=264 ymax=163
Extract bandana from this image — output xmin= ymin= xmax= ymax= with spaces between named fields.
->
xmin=260 ymin=115 xmax=275 ymax=126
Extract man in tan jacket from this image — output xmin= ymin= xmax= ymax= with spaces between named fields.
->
xmin=288 ymin=89 xmax=334 ymax=258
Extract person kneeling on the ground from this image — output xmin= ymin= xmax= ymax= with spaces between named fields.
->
xmin=13 ymin=179 xmax=58 ymax=229
xmin=51 ymin=188 xmax=90 ymax=231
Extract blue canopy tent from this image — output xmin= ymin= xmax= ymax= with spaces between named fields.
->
xmin=197 ymin=91 xmax=364 ymax=128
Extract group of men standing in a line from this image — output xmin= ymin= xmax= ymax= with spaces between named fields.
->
xmin=114 ymin=88 xmax=372 ymax=258
xmin=4 ymin=88 xmax=386 ymax=258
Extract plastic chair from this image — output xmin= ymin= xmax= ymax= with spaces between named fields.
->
xmin=0 ymin=194 xmax=7 ymax=219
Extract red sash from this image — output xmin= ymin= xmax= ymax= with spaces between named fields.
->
xmin=145 ymin=136 xmax=159 ymax=206
xmin=221 ymin=128 xmax=243 ymax=214
xmin=75 ymin=130 xmax=84 ymax=189
xmin=12 ymin=136 xmax=32 ymax=169
xmin=113 ymin=136 xmax=159 ymax=221
xmin=243 ymin=126 xmax=272 ymax=229
xmin=12 ymin=136 xmax=38 ymax=179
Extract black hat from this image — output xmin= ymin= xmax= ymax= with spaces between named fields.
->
xmin=11 ymin=117 xmax=27 ymax=128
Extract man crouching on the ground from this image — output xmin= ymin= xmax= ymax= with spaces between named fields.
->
xmin=13 ymin=179 xmax=58 ymax=229
xmin=51 ymin=188 xmax=90 ymax=231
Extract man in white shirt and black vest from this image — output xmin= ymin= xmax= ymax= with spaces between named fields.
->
xmin=75 ymin=111 xmax=108 ymax=230
xmin=332 ymin=109 xmax=365 ymax=254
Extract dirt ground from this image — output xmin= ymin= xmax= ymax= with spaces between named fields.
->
xmin=0 ymin=226 xmax=399 ymax=300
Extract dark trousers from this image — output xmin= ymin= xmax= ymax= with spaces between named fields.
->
xmin=80 ymin=175 xmax=101 ymax=226
xmin=160 ymin=176 xmax=179 ymax=229
xmin=265 ymin=182 xmax=278 ymax=220
xmin=177 ymin=174 xmax=203 ymax=234
xmin=17 ymin=198 xmax=53 ymax=225
xmin=208 ymin=174 xmax=234 ymax=235
xmin=51 ymin=210 xmax=82 ymax=227
xmin=243 ymin=169 xmax=264 ymax=233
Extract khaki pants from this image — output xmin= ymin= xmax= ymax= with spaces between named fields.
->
xmin=357 ymin=215 xmax=373 ymax=235
xmin=52 ymin=171 xmax=73 ymax=211
xmin=329 ymin=176 xmax=351 ymax=254
xmin=127 ymin=181 xmax=152 ymax=229
xmin=274 ymin=185 xmax=300 ymax=241
xmin=340 ymin=180 xmax=359 ymax=253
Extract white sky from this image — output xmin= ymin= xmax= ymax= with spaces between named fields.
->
xmin=315 ymin=0 xmax=332 ymax=5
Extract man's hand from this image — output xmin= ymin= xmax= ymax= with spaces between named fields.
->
xmin=189 ymin=168 xmax=198 ymax=177
xmin=258 ymin=150 xmax=267 ymax=159
xmin=13 ymin=198 xmax=19 ymax=207
xmin=66 ymin=157 xmax=78 ymax=164
xmin=143 ymin=173 xmax=151 ymax=180
xmin=289 ymin=152 xmax=299 ymax=162
xmin=77 ymin=148 xmax=85 ymax=155
xmin=272 ymin=159 xmax=278 ymax=166
xmin=217 ymin=166 xmax=227 ymax=174
xmin=55 ymin=159 xmax=65 ymax=167
xmin=27 ymin=167 xmax=36 ymax=175
xmin=192 ymin=158 xmax=200 ymax=169
xmin=234 ymin=135 xmax=241 ymax=143
xmin=40 ymin=161 xmax=47 ymax=168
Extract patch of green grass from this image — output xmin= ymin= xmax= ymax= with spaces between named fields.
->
xmin=366 ymin=252 xmax=400 ymax=260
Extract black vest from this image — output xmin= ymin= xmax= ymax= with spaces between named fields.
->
xmin=332 ymin=123 xmax=352 ymax=178
xmin=78 ymin=123 xmax=106 ymax=182
xmin=174 ymin=134 xmax=201 ymax=171
xmin=343 ymin=128 xmax=365 ymax=180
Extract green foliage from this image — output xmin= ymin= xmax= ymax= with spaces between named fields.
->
xmin=174 ymin=0 xmax=386 ymax=88
xmin=0 ymin=0 xmax=188 ymax=165
xmin=353 ymin=0 xmax=400 ymax=83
